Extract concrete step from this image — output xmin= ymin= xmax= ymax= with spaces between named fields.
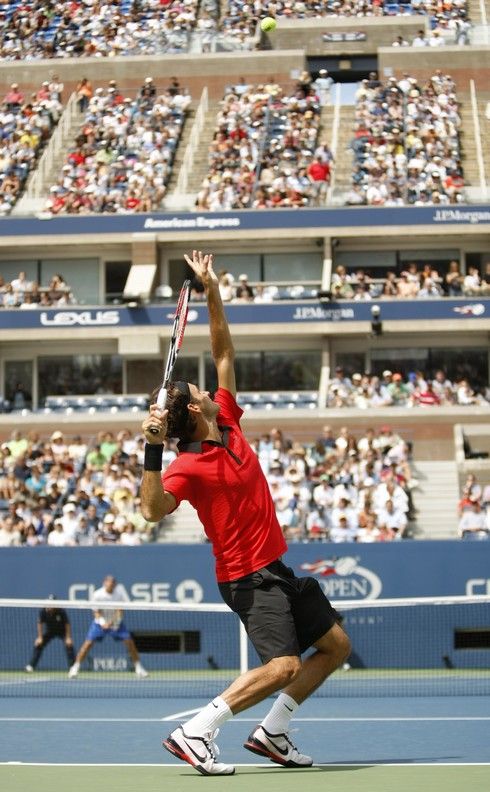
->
xmin=158 ymin=499 xmax=204 ymax=543
xmin=410 ymin=461 xmax=459 ymax=539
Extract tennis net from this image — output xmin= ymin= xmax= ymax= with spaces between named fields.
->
xmin=0 ymin=595 xmax=489 ymax=698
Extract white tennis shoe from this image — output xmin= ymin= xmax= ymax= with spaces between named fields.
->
xmin=68 ymin=662 xmax=80 ymax=678
xmin=135 ymin=663 xmax=149 ymax=678
xmin=244 ymin=725 xmax=313 ymax=767
xmin=162 ymin=726 xmax=235 ymax=776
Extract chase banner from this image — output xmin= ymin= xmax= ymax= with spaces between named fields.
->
xmin=1 ymin=542 xmax=489 ymax=602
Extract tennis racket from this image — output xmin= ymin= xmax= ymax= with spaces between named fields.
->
xmin=149 ymin=279 xmax=191 ymax=434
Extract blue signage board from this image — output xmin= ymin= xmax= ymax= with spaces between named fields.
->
xmin=1 ymin=205 xmax=490 ymax=238
xmin=0 ymin=298 xmax=488 ymax=331
xmin=1 ymin=542 xmax=488 ymax=602
xmin=1 ymin=543 xmax=488 ymax=675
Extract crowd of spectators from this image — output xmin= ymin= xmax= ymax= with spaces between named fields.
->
xmin=0 ymin=80 xmax=63 ymax=215
xmin=222 ymin=1 xmax=470 ymax=50
xmin=0 ymin=271 xmax=75 ymax=309
xmin=0 ymin=423 xmax=417 ymax=547
xmin=0 ymin=0 xmax=198 ymax=60
xmin=0 ymin=0 xmax=471 ymax=60
xmin=326 ymin=367 xmax=489 ymax=409
xmin=44 ymin=78 xmax=191 ymax=215
xmin=254 ymin=424 xmax=416 ymax=543
xmin=0 ymin=429 xmax=158 ymax=547
xmin=196 ymin=75 xmax=332 ymax=211
xmin=457 ymin=473 xmax=490 ymax=540
xmin=331 ymin=260 xmax=490 ymax=300
xmin=392 ymin=18 xmax=471 ymax=48
xmin=346 ymin=71 xmax=465 ymax=207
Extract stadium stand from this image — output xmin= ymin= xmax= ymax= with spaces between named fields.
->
xmin=44 ymin=80 xmax=191 ymax=214
xmin=0 ymin=0 xmax=488 ymax=549
xmin=348 ymin=71 xmax=465 ymax=206
xmin=196 ymin=80 xmax=324 ymax=210
xmin=0 ymin=80 xmax=62 ymax=214
xmin=0 ymin=424 xmax=420 ymax=545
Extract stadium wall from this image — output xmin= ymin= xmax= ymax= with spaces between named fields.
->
xmin=1 ymin=542 xmax=488 ymax=602
xmin=1 ymin=544 xmax=489 ymax=671
xmin=0 ymin=50 xmax=306 ymax=102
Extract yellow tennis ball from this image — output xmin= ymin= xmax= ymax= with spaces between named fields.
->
xmin=260 ymin=17 xmax=277 ymax=32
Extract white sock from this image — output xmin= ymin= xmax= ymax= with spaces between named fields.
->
xmin=183 ymin=696 xmax=233 ymax=737
xmin=135 ymin=661 xmax=145 ymax=672
xmin=261 ymin=693 xmax=298 ymax=734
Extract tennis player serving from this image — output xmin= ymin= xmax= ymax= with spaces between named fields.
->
xmin=141 ymin=250 xmax=350 ymax=776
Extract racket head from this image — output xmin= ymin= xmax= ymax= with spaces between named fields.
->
xmin=162 ymin=279 xmax=191 ymax=387
xmin=149 ymin=280 xmax=191 ymax=433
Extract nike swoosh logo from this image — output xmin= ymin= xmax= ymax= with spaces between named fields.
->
xmin=266 ymin=737 xmax=289 ymax=756
xmin=284 ymin=704 xmax=293 ymax=712
xmin=212 ymin=702 xmax=219 ymax=708
xmin=183 ymin=738 xmax=207 ymax=764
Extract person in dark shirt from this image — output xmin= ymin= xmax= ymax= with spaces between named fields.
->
xmin=25 ymin=596 xmax=75 ymax=672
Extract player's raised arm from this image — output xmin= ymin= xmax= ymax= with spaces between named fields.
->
xmin=184 ymin=250 xmax=236 ymax=397
xmin=140 ymin=405 xmax=177 ymax=521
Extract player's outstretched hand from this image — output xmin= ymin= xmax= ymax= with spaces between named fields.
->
xmin=184 ymin=250 xmax=217 ymax=288
xmin=142 ymin=405 xmax=168 ymax=442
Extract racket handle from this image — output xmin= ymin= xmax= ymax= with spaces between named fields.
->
xmin=149 ymin=390 xmax=167 ymax=435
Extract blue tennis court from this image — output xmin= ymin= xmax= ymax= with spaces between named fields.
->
xmin=2 ymin=691 xmax=489 ymax=765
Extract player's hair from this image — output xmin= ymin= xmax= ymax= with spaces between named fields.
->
xmin=150 ymin=381 xmax=196 ymax=441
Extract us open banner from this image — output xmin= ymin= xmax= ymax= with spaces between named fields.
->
xmin=1 ymin=542 xmax=489 ymax=602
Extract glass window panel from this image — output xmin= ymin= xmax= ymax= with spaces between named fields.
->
xmin=369 ymin=347 xmax=487 ymax=387
xmin=38 ymin=355 xmax=122 ymax=403
xmin=127 ymin=358 xmax=199 ymax=396
xmin=370 ymin=348 xmax=429 ymax=379
xmin=335 ymin=251 xmax=396 ymax=271
xmin=0 ymin=261 xmax=38 ymax=284
xmin=106 ymin=261 xmax=131 ymax=302
xmin=205 ymin=351 xmax=320 ymax=392
xmin=168 ymin=259 xmax=195 ymax=292
xmin=212 ymin=255 xmax=261 ymax=282
xmin=263 ymin=253 xmax=322 ymax=282
xmin=41 ymin=259 xmax=99 ymax=305
xmin=4 ymin=361 xmax=33 ymax=409
xmin=334 ymin=353 xmax=366 ymax=377
xmin=428 ymin=348 xmax=487 ymax=388
xmin=127 ymin=359 xmax=164 ymax=395
xmin=399 ymin=250 xmax=459 ymax=262
xmin=171 ymin=357 xmax=199 ymax=385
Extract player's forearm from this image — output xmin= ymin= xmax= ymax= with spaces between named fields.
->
xmin=206 ymin=278 xmax=234 ymax=363
xmin=140 ymin=471 xmax=173 ymax=521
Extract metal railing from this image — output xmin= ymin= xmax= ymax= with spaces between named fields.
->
xmin=326 ymin=82 xmax=341 ymax=205
xmin=175 ymin=87 xmax=209 ymax=194
xmin=24 ymin=91 xmax=81 ymax=200
xmin=469 ymin=78 xmax=488 ymax=200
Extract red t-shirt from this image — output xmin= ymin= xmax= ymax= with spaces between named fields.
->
xmin=162 ymin=388 xmax=287 ymax=582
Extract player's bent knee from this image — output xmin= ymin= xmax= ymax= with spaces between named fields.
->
xmin=268 ymin=655 xmax=302 ymax=686
xmin=337 ymin=632 xmax=352 ymax=663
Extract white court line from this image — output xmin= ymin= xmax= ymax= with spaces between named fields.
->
xmin=1 ymin=716 xmax=490 ymax=723
xmin=1 ymin=762 xmax=490 ymax=767
xmin=161 ymin=707 xmax=200 ymax=721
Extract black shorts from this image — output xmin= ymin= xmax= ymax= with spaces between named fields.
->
xmin=218 ymin=559 xmax=339 ymax=664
